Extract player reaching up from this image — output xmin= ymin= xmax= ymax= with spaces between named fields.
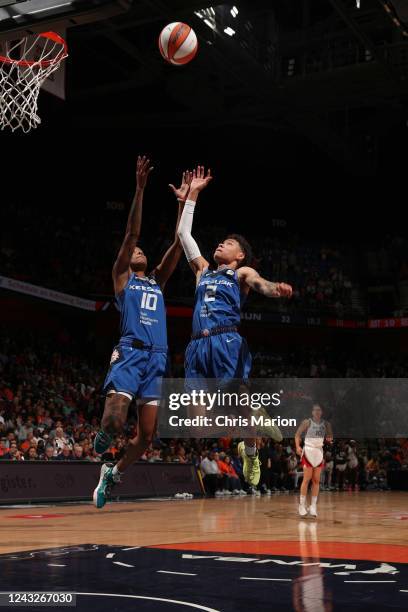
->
xmin=176 ymin=166 xmax=293 ymax=488
xmin=93 ymin=156 xmax=191 ymax=508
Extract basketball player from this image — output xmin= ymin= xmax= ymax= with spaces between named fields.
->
xmin=93 ymin=156 xmax=192 ymax=508
xmin=176 ymin=166 xmax=293 ymax=487
xmin=295 ymin=403 xmax=333 ymax=517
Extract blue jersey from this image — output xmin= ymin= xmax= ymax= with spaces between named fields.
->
xmin=116 ymin=273 xmax=167 ymax=349
xmin=192 ymin=267 xmax=243 ymax=335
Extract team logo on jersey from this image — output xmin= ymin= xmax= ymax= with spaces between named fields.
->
xmin=226 ymin=269 xmax=234 ymax=276
xmin=149 ymin=278 xmax=157 ymax=285
xmin=110 ymin=349 xmax=120 ymax=365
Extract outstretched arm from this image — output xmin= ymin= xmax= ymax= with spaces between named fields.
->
xmin=176 ymin=165 xmax=212 ymax=280
xmin=112 ymin=155 xmax=153 ymax=294
xmin=238 ymin=266 xmax=293 ymax=298
xmin=152 ymin=171 xmax=192 ymax=289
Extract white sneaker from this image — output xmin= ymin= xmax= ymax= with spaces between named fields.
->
xmin=215 ymin=490 xmax=224 ymax=497
xmin=266 ymin=489 xmax=272 ymax=496
xmin=309 ymin=505 xmax=318 ymax=517
xmin=298 ymin=503 xmax=308 ymax=517
xmin=232 ymin=489 xmax=240 ymax=495
xmin=239 ymin=489 xmax=247 ymax=495
xmin=223 ymin=489 xmax=232 ymax=496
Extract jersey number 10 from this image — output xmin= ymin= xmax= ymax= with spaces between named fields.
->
xmin=141 ymin=292 xmax=158 ymax=311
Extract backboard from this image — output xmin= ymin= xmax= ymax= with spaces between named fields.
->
xmin=0 ymin=0 xmax=131 ymax=41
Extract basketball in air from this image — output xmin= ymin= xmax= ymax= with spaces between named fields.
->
xmin=159 ymin=22 xmax=198 ymax=66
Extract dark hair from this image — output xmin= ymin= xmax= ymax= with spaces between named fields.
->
xmin=226 ymin=234 xmax=254 ymax=268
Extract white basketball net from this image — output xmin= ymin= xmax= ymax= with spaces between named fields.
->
xmin=0 ymin=32 xmax=67 ymax=133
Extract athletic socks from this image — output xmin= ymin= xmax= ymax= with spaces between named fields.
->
xmin=311 ymin=496 xmax=318 ymax=506
xmin=300 ymin=495 xmax=306 ymax=506
xmin=112 ymin=465 xmax=123 ymax=482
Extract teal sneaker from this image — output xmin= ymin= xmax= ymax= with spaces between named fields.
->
xmin=94 ymin=430 xmax=112 ymax=455
xmin=93 ymin=463 xmax=118 ymax=509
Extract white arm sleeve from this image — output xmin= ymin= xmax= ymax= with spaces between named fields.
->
xmin=177 ymin=199 xmax=202 ymax=262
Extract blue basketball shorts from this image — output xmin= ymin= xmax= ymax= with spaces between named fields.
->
xmin=103 ymin=343 xmax=168 ymax=401
xmin=184 ymin=331 xmax=252 ymax=391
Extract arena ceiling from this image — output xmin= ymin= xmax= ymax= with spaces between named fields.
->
xmin=4 ymin=0 xmax=408 ymax=175
xmin=56 ymin=0 xmax=407 ymax=174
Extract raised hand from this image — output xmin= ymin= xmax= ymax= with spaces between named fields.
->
xmin=169 ymin=170 xmax=192 ymax=202
xmin=189 ymin=165 xmax=213 ymax=194
xmin=276 ymin=282 xmax=293 ymax=298
xmin=136 ymin=155 xmax=154 ymax=189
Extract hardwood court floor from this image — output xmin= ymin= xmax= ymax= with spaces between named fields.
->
xmin=0 ymin=491 xmax=407 ymax=559
xmin=0 ymin=492 xmax=407 ymax=611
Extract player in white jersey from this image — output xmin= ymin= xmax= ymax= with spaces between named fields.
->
xmin=295 ymin=403 xmax=333 ymax=518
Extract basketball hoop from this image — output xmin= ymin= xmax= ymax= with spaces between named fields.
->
xmin=0 ymin=31 xmax=68 ymax=133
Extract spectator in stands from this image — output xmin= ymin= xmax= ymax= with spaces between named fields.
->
xmin=200 ymin=450 xmax=225 ymax=496
xmin=175 ymin=446 xmax=187 ymax=463
xmin=2 ymin=442 xmax=23 ymax=461
xmin=286 ymin=450 xmax=299 ymax=490
xmin=346 ymin=440 xmax=359 ymax=491
xmin=20 ymin=431 xmax=37 ymax=454
xmin=216 ymin=453 xmax=243 ymax=494
xmin=150 ymin=448 xmax=163 ymax=462
xmin=72 ymin=444 xmax=84 ymax=460
xmin=387 ymin=448 xmax=402 ymax=470
xmin=365 ymin=455 xmax=379 ymax=483
xmin=0 ymin=330 xmax=407 ymax=481
xmin=43 ymin=445 xmax=56 ymax=461
xmin=335 ymin=442 xmax=348 ymax=490
xmin=320 ymin=451 xmax=334 ymax=490
xmin=53 ymin=427 xmax=72 ymax=456
xmin=7 ymin=432 xmax=16 ymax=447
xmin=25 ymin=446 xmax=38 ymax=461
xmin=40 ymin=410 xmax=54 ymax=429
xmin=141 ymin=449 xmax=153 ymax=462
xmin=78 ymin=438 xmax=91 ymax=457
xmin=0 ymin=435 xmax=8 ymax=457
xmin=16 ymin=417 xmax=33 ymax=442
xmin=229 ymin=445 xmax=244 ymax=488
xmin=57 ymin=445 xmax=72 ymax=460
